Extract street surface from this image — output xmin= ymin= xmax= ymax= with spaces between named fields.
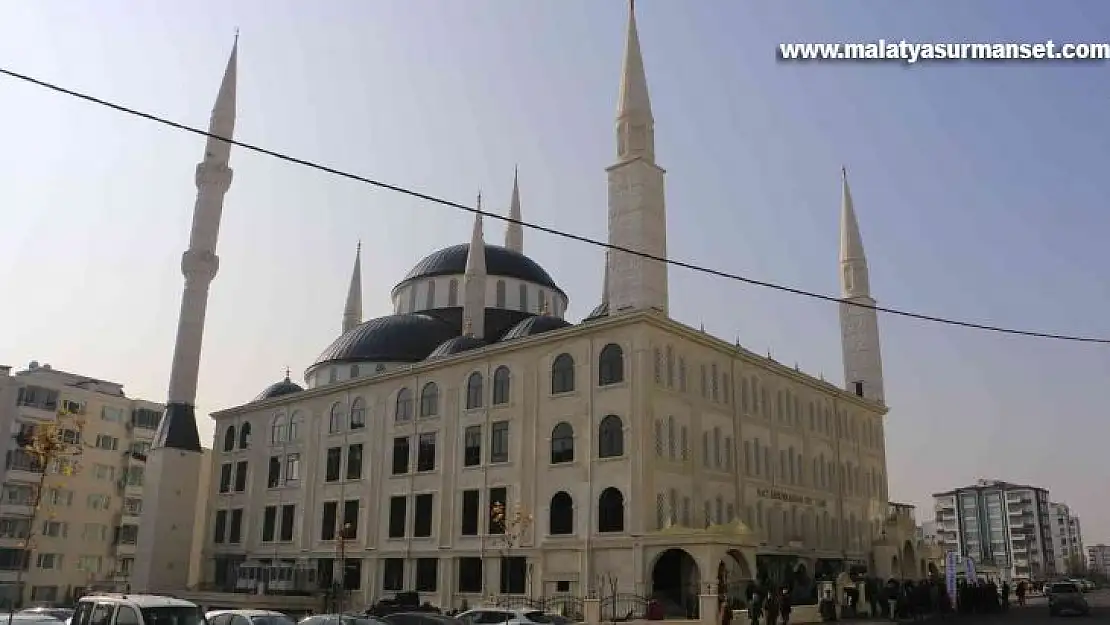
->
xmin=835 ymin=590 xmax=1109 ymax=625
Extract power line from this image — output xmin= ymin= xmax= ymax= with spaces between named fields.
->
xmin=2 ymin=66 xmax=1108 ymax=345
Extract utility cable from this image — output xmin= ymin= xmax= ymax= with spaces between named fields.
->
xmin=2 ymin=66 xmax=1108 ymax=345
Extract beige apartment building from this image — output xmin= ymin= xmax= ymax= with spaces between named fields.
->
xmin=0 ymin=361 xmax=206 ymax=606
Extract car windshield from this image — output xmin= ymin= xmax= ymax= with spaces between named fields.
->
xmin=1051 ymin=583 xmax=1079 ymax=594
xmin=140 ymin=607 xmax=206 ymax=625
xmin=252 ymin=617 xmax=296 ymax=625
xmin=522 ymin=613 xmax=549 ymax=624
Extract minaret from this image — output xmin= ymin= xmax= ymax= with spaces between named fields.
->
xmin=838 ymin=167 xmax=885 ymax=403
xmin=504 ymin=167 xmax=524 ymax=253
xmin=463 ymin=194 xmax=487 ymax=339
xmin=133 ymin=36 xmax=237 ymax=593
xmin=342 ymin=242 xmax=363 ymax=334
xmin=606 ymin=0 xmax=669 ymax=315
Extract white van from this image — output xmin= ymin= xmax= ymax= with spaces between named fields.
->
xmin=71 ymin=594 xmax=205 ymax=625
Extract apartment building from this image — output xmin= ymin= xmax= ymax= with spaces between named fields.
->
xmin=1088 ymin=544 xmax=1110 ymax=578
xmin=0 ymin=361 xmax=164 ymax=606
xmin=933 ymin=480 xmax=1055 ymax=581
xmin=1048 ymin=502 xmax=1084 ymax=575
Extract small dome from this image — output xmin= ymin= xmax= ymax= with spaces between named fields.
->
xmin=428 ymin=335 xmax=488 ymax=359
xmin=311 ymin=314 xmax=458 ymax=369
xmin=253 ymin=375 xmax=304 ymax=402
xmin=582 ymin=301 xmax=609 ymax=322
xmin=500 ymin=314 xmax=573 ymax=341
xmin=395 ymin=243 xmax=563 ymax=294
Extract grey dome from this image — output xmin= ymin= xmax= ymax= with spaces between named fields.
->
xmin=395 ymin=243 xmax=563 ymax=294
xmin=311 ymin=314 xmax=458 ymax=368
xmin=428 ymin=335 xmax=488 ymax=359
xmin=582 ymin=301 xmax=609 ymax=322
xmin=500 ymin=314 xmax=573 ymax=341
xmin=253 ymin=375 xmax=304 ymax=402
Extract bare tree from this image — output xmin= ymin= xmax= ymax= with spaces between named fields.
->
xmin=490 ymin=501 xmax=533 ymax=597
xmin=7 ymin=406 xmax=86 ymax=618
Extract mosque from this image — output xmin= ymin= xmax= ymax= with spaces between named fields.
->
xmin=133 ymin=1 xmax=900 ymax=614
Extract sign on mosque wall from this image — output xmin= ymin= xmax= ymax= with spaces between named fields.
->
xmin=757 ymin=487 xmax=828 ymax=508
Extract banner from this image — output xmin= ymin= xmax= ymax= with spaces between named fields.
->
xmin=945 ymin=551 xmax=958 ymax=601
xmin=966 ymin=556 xmax=977 ymax=582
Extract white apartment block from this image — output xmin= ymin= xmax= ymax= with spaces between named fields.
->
xmin=0 ymin=362 xmax=164 ymax=606
xmin=932 ymin=480 xmax=1056 ymax=581
xmin=1088 ymin=544 xmax=1110 ymax=578
xmin=1048 ymin=502 xmax=1084 ymax=575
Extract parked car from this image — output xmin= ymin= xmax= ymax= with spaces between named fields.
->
xmin=456 ymin=609 xmax=551 ymax=625
xmin=1048 ymin=581 xmax=1089 ymax=617
xmin=381 ymin=613 xmax=463 ymax=625
xmin=18 ymin=608 xmax=75 ymax=623
xmin=207 ymin=610 xmax=296 ymax=625
xmin=366 ymin=594 xmax=440 ymax=618
xmin=299 ymin=615 xmax=387 ymax=625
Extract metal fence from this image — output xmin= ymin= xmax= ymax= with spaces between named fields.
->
xmin=492 ymin=595 xmax=585 ymax=619
xmin=598 ymin=593 xmax=649 ymax=621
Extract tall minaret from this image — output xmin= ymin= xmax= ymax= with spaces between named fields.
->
xmin=504 ymin=167 xmax=524 ymax=253
xmin=463 ymin=195 xmax=487 ymax=339
xmin=606 ymin=0 xmax=668 ymax=315
xmin=342 ymin=242 xmax=363 ymax=334
xmin=133 ymin=37 xmax=238 ymax=593
xmin=838 ymin=167 xmax=885 ymax=403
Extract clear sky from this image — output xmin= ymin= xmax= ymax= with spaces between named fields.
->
xmin=2 ymin=1 xmax=1109 ymax=544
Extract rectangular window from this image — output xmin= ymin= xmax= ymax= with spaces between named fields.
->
xmin=267 ymin=457 xmax=281 ymax=488
xmin=233 ymin=461 xmax=248 ymax=492
xmin=500 ymin=556 xmax=527 ymax=594
xmin=463 ymin=426 xmax=481 ymax=467
xmin=346 ymin=444 xmax=363 ymax=480
xmin=388 ymin=496 xmax=407 ymax=538
xmin=413 ymin=493 xmax=433 ymax=538
xmin=461 ymin=490 xmax=479 ymax=536
xmin=489 ymin=487 xmax=507 ymax=535
xmin=262 ymin=506 xmax=277 ymax=542
xmin=280 ymin=504 xmax=295 ymax=542
xmin=490 ymin=421 xmax=509 ymax=463
xmin=457 ymin=557 xmax=483 ymax=593
xmin=415 ymin=558 xmax=438 ymax=592
xmin=392 ymin=437 xmax=410 ymax=474
xmin=285 ymin=453 xmax=301 ymax=482
xmin=218 ymin=464 xmax=232 ymax=493
xmin=417 ymin=433 xmax=436 ymax=472
xmin=213 ymin=510 xmax=227 ymax=543
xmin=342 ymin=499 xmax=360 ymax=539
xmin=228 ymin=509 xmax=243 ymax=543
xmin=325 ymin=447 xmax=342 ymax=482
xmin=382 ymin=558 xmax=404 ymax=592
xmin=321 ymin=501 xmax=338 ymax=541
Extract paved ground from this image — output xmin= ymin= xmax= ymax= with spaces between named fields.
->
xmin=834 ymin=590 xmax=1109 ymax=625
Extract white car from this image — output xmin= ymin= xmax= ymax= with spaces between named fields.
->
xmin=0 ymin=614 xmax=68 ymax=625
xmin=207 ymin=611 xmax=295 ymax=625
xmin=71 ymin=594 xmax=205 ymax=625
xmin=456 ymin=609 xmax=551 ymax=625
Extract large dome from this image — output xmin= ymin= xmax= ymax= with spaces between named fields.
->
xmin=395 ymin=243 xmax=562 ymax=293
xmin=253 ymin=375 xmax=304 ymax=402
xmin=500 ymin=314 xmax=573 ymax=341
xmin=311 ymin=314 xmax=458 ymax=368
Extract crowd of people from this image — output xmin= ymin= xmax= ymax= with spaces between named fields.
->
xmin=724 ymin=576 xmax=1030 ymax=624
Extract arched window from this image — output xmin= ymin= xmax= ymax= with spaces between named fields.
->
xmin=288 ymin=412 xmax=302 ymax=442
xmin=549 ymin=492 xmax=574 ymax=535
xmin=222 ymin=425 xmax=236 ymax=452
xmin=329 ymin=403 xmax=345 ymax=434
xmin=395 ymin=388 xmax=413 ymax=421
xmin=598 ymin=415 xmax=624 ymax=458
xmin=270 ymin=415 xmax=287 ymax=445
xmin=551 ymin=353 xmax=575 ymax=394
xmin=350 ymin=397 xmax=367 ymax=429
xmin=495 ymin=280 xmax=507 ymax=308
xmin=492 ymin=366 xmax=511 ymax=405
xmin=598 ymin=487 xmax=625 ymax=533
xmin=425 ymin=281 xmax=436 ymax=309
xmin=420 ymin=382 xmax=440 ymax=417
xmin=238 ymin=422 xmax=251 ymax=449
xmin=598 ymin=343 xmax=624 ymax=385
xmin=448 ymin=279 xmax=459 ymax=307
xmin=550 ymin=423 xmax=574 ymax=464
xmin=465 ymin=372 xmax=484 ymax=409
xmin=519 ymin=283 xmax=529 ymax=312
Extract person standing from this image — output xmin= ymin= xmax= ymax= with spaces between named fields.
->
xmin=779 ymin=588 xmax=793 ymax=625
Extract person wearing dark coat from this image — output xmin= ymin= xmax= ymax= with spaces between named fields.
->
xmin=779 ymin=588 xmax=792 ymax=625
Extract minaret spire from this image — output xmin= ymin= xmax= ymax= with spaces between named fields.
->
xmin=838 ymin=167 xmax=885 ymax=403
xmin=134 ymin=35 xmax=238 ymax=594
xmin=606 ymin=0 xmax=668 ymax=315
xmin=463 ymin=193 xmax=487 ymax=339
xmin=342 ymin=241 xmax=363 ymax=334
xmin=504 ymin=166 xmax=524 ymax=253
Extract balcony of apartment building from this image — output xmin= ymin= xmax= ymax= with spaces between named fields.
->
xmin=113 ymin=523 xmax=138 ymax=558
xmin=14 ymin=386 xmax=60 ymax=422
xmin=4 ymin=450 xmax=44 ymax=484
xmin=0 ymin=549 xmax=29 ymax=585
xmin=0 ymin=484 xmax=38 ymax=519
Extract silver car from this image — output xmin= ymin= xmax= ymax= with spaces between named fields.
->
xmin=1048 ymin=581 xmax=1089 ymax=616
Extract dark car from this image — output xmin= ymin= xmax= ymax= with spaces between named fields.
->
xmin=1048 ymin=582 xmax=1089 ymax=616
xmin=367 ymin=594 xmax=440 ymax=618
xmin=300 ymin=615 xmax=387 ymax=625
xmin=381 ymin=613 xmax=462 ymax=625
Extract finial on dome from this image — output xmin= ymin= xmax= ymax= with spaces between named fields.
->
xmin=735 ymin=337 xmax=740 ymax=348
xmin=284 ymin=366 xmax=290 ymax=381
xmin=699 ymin=322 xmax=705 ymax=333
xmin=794 ymin=362 xmax=800 ymax=371
xmin=463 ymin=318 xmax=473 ymax=337
xmin=540 ymin=299 xmax=551 ymax=315
xmin=477 ymin=189 xmax=483 ymax=212
xmin=766 ymin=349 xmax=773 ymax=359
